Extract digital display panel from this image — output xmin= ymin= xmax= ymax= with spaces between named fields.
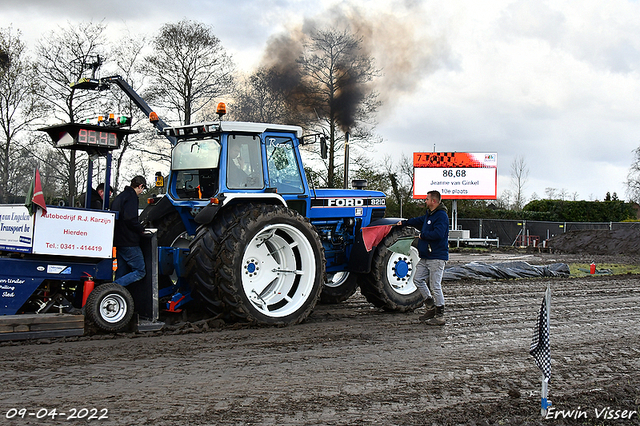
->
xmin=40 ymin=123 xmax=138 ymax=152
xmin=77 ymin=128 xmax=118 ymax=147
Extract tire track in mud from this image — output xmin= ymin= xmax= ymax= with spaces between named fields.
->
xmin=230 ymin=275 xmax=640 ymax=424
xmin=176 ymin=275 xmax=640 ymax=424
xmin=0 ymin=273 xmax=637 ymax=425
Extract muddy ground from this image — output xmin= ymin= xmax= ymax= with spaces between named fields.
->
xmin=0 ymin=250 xmax=639 ymax=425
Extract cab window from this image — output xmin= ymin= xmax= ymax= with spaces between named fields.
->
xmin=227 ymin=134 xmax=264 ymax=189
xmin=266 ymin=136 xmax=304 ymax=194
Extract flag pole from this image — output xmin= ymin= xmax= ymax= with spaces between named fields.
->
xmin=541 ymin=283 xmax=551 ymax=416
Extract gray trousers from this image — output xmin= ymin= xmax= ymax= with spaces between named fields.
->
xmin=414 ymin=258 xmax=446 ymax=306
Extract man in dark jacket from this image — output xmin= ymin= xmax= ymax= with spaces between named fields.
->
xmin=111 ymin=176 xmax=147 ymax=286
xmin=79 ymin=183 xmax=111 ymax=209
xmin=397 ymin=190 xmax=449 ymax=325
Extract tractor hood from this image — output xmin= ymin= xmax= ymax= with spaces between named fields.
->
xmin=311 ymin=188 xmax=386 ymax=199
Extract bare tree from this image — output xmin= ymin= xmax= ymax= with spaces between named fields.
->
xmin=230 ymin=67 xmax=305 ymax=124
xmin=298 ymin=28 xmax=380 ymax=188
xmin=0 ymin=27 xmax=45 ymax=202
xmin=625 ymin=146 xmax=640 ymax=203
xmin=510 ymin=155 xmax=529 ymax=210
xmin=497 ymin=189 xmax=513 ymax=209
xmin=34 ymin=21 xmax=108 ymax=205
xmin=558 ymin=188 xmax=569 ymax=201
xmin=34 ymin=142 xmax=65 ymax=203
xmin=141 ymin=19 xmax=235 ymax=125
xmin=398 ymin=153 xmax=415 ymax=193
xmin=544 ymin=187 xmax=558 ymax=199
xmin=0 ymin=48 xmax=9 ymax=70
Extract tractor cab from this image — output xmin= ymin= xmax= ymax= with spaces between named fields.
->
xmin=159 ymin=120 xmax=308 ymax=208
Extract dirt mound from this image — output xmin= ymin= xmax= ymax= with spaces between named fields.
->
xmin=548 ymin=228 xmax=640 ymax=254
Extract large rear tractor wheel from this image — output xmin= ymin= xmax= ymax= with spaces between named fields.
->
xmin=320 ymin=272 xmax=358 ymax=304
xmin=215 ymin=204 xmax=325 ymax=325
xmin=185 ymin=204 xmax=251 ymax=316
xmin=359 ymin=226 xmax=423 ymax=312
xmin=85 ymin=283 xmax=134 ymax=332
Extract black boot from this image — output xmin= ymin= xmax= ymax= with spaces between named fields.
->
xmin=418 ymin=298 xmax=436 ymax=321
xmin=425 ymin=305 xmax=445 ymax=326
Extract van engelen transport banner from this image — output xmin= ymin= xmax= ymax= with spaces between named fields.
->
xmin=0 ymin=206 xmax=35 ymax=253
xmin=413 ymin=152 xmax=497 ymax=200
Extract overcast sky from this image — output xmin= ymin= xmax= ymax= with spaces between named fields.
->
xmin=2 ymin=0 xmax=640 ymax=202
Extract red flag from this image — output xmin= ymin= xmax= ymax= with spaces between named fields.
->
xmin=25 ymin=169 xmax=47 ymax=216
xmin=362 ymin=225 xmax=392 ymax=252
xmin=32 ymin=170 xmax=46 ymax=214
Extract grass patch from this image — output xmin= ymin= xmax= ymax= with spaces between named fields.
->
xmin=569 ymin=263 xmax=640 ymax=276
xmin=449 ymin=247 xmax=491 ymax=254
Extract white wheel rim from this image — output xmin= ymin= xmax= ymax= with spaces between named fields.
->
xmin=385 ymin=246 xmax=419 ymax=295
xmin=99 ymin=294 xmax=128 ymax=323
xmin=241 ymin=223 xmax=316 ymax=317
xmin=325 ymin=271 xmax=350 ymax=288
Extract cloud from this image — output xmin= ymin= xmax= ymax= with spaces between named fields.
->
xmin=498 ymin=1 xmax=567 ymax=45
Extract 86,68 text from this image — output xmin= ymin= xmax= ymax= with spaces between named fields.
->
xmin=443 ymin=169 xmax=466 ymax=178
xmin=5 ymin=407 xmax=108 ymax=421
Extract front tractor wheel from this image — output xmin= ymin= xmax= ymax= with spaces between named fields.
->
xmin=359 ymin=226 xmax=423 ymax=311
xmin=320 ymin=272 xmax=359 ymax=304
xmin=85 ymin=283 xmax=134 ymax=332
xmin=216 ymin=205 xmax=325 ymax=325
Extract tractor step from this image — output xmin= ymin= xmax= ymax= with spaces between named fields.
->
xmin=0 ymin=313 xmax=84 ymax=341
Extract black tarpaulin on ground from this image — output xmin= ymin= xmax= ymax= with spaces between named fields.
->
xmin=443 ymin=261 xmax=570 ymax=281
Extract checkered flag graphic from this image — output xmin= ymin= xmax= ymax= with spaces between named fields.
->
xmin=530 ymin=294 xmax=551 ymax=380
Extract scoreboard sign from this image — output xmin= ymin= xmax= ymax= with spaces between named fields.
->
xmin=39 ymin=123 xmax=138 ymax=153
xmin=413 ymin=152 xmax=497 ymax=200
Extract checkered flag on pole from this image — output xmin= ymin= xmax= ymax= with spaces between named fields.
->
xmin=531 ymin=285 xmax=552 ymax=415
xmin=530 ymin=289 xmax=551 ymax=379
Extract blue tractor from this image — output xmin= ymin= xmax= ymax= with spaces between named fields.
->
xmin=72 ymin=75 xmax=424 ymax=327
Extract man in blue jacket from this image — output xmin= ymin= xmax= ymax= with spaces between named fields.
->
xmin=111 ymin=176 xmax=147 ymax=287
xmin=397 ymin=190 xmax=449 ymax=325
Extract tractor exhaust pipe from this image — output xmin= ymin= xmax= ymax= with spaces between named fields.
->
xmin=343 ymin=132 xmax=350 ymax=189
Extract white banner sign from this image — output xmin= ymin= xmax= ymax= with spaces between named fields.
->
xmin=413 ymin=152 xmax=498 ymax=199
xmin=32 ymin=207 xmax=115 ymax=258
xmin=414 ymin=167 xmax=497 ymax=199
xmin=0 ymin=205 xmax=35 ymax=253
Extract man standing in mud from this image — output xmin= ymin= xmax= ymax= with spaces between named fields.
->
xmin=396 ymin=190 xmax=449 ymax=325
